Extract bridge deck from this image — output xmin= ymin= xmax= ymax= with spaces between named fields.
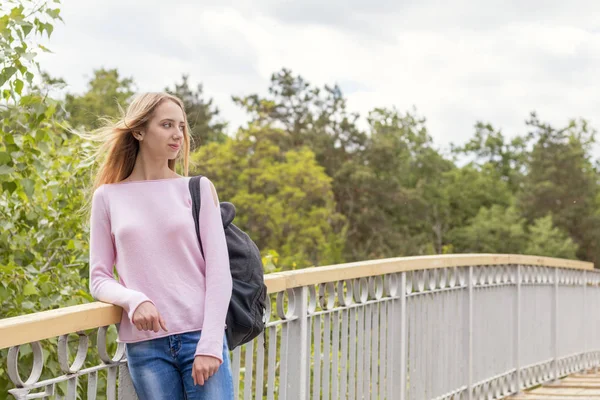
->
xmin=508 ymin=369 xmax=600 ymax=399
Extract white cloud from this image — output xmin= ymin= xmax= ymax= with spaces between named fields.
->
xmin=37 ymin=0 xmax=600 ymax=155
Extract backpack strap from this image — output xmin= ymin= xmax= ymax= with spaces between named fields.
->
xmin=188 ymin=175 xmax=205 ymax=258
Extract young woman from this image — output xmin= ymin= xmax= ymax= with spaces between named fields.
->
xmin=86 ymin=92 xmax=234 ymax=399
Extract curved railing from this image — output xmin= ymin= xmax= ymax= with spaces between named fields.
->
xmin=0 ymin=254 xmax=597 ymax=399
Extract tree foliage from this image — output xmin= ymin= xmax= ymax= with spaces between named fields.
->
xmin=518 ymin=113 xmax=600 ymax=262
xmin=0 ymin=1 xmax=113 ymax=396
xmin=64 ymin=68 xmax=135 ymax=130
xmin=190 ymin=124 xmax=346 ymax=269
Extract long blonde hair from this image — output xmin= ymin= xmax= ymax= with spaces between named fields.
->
xmin=77 ymin=92 xmax=193 ymax=216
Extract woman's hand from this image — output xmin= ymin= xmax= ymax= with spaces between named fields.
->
xmin=192 ymin=355 xmax=221 ymax=386
xmin=131 ymin=301 xmax=168 ymax=332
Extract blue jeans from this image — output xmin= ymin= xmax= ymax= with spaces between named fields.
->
xmin=125 ymin=331 xmax=234 ymax=400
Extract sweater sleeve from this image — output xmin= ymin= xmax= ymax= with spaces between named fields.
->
xmin=194 ymin=177 xmax=233 ymax=363
xmin=89 ymin=185 xmax=155 ymax=324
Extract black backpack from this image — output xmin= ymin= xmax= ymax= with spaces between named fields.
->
xmin=188 ymin=175 xmax=267 ymax=350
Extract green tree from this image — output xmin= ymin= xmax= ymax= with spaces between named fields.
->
xmin=232 ymin=68 xmax=367 ymax=170
xmin=64 ymin=68 xmax=135 ymax=129
xmin=0 ymin=1 xmax=113 ymax=396
xmin=433 ymin=164 xmax=513 ymax=254
xmin=166 ymin=74 xmax=227 ymax=149
xmin=359 ymin=108 xmax=454 ymax=257
xmin=450 ymin=205 xmax=528 ymax=254
xmin=190 ymin=124 xmax=346 ymax=269
xmin=441 ymin=164 xmax=513 ymax=230
xmin=518 ymin=113 xmax=600 ymax=263
xmin=452 ymin=122 xmax=527 ymax=193
xmin=234 ymin=69 xmax=372 ymax=260
xmin=525 ymin=215 xmax=578 ymax=259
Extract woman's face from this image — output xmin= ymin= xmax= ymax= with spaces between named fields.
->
xmin=140 ymin=100 xmax=185 ymax=160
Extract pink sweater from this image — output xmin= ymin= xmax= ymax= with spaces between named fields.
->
xmin=88 ymin=176 xmax=232 ymax=363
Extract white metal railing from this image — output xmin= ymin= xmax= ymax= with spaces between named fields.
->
xmin=1 ymin=254 xmax=598 ymax=399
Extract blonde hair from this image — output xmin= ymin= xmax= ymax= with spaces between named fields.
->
xmin=77 ymin=92 xmax=193 ymax=217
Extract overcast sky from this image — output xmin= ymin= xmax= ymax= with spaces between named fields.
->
xmin=38 ymin=0 xmax=600 ymax=154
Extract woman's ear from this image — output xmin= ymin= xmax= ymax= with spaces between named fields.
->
xmin=133 ymin=131 xmax=144 ymax=141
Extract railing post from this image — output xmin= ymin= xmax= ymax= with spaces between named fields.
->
xmin=465 ymin=265 xmax=473 ymax=399
xmin=583 ymin=270 xmax=587 ymax=372
xmin=552 ymin=267 xmax=558 ymax=382
xmin=399 ymin=272 xmax=407 ymax=400
xmin=390 ymin=272 xmax=407 ymax=399
xmin=514 ymin=264 xmax=522 ymax=393
xmin=285 ymin=286 xmax=308 ymax=400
